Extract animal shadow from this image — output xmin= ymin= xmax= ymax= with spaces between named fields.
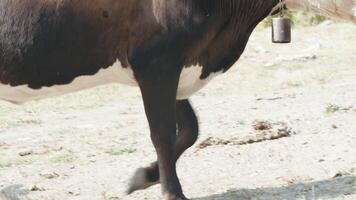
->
xmin=0 ymin=185 xmax=29 ymax=200
xmin=194 ymin=176 xmax=356 ymax=200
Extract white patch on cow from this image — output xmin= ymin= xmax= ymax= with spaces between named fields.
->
xmin=176 ymin=65 xmax=223 ymax=100
xmin=0 ymin=61 xmax=222 ymax=103
xmin=0 ymin=59 xmax=138 ymax=103
xmin=282 ymin=0 xmax=356 ymax=23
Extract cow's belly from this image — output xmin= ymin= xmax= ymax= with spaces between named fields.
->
xmin=0 ymin=60 xmax=137 ymax=103
xmin=0 ymin=63 xmax=221 ymax=103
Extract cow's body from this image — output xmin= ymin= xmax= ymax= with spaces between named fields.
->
xmin=0 ymin=0 xmax=276 ymax=103
xmin=0 ymin=0 xmax=354 ymax=199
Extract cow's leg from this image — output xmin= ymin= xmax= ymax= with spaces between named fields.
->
xmin=128 ymin=100 xmax=198 ymax=194
xmin=135 ymin=74 xmax=188 ymax=200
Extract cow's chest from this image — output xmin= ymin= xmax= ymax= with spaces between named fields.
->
xmin=176 ymin=66 xmax=222 ymax=100
xmin=0 ymin=62 xmax=221 ymax=103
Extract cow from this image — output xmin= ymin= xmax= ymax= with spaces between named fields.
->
xmin=0 ymin=0 xmax=355 ymax=199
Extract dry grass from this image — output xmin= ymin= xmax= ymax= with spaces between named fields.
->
xmin=259 ymin=11 xmax=327 ymax=29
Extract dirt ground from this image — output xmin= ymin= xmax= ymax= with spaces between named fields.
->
xmin=0 ymin=22 xmax=356 ymax=200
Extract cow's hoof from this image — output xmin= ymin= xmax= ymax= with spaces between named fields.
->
xmin=127 ymin=168 xmax=158 ymax=194
xmin=164 ymin=194 xmax=189 ymax=200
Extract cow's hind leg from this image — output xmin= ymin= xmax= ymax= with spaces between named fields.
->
xmin=128 ymin=99 xmax=198 ymax=196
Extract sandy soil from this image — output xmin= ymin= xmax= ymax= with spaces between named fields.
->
xmin=0 ymin=22 xmax=356 ymax=200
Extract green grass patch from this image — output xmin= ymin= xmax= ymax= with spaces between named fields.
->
xmin=0 ymin=150 xmax=78 ymax=168
xmin=0 ymin=160 xmax=11 ymax=169
xmin=324 ymin=104 xmax=353 ymax=114
xmin=0 ymin=157 xmax=36 ymax=169
xmin=325 ymin=104 xmax=342 ymax=114
xmin=51 ymin=152 xmax=77 ymax=163
xmin=105 ymin=146 xmax=136 ymax=156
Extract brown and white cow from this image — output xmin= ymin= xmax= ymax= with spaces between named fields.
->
xmin=0 ymin=0 xmax=355 ymax=199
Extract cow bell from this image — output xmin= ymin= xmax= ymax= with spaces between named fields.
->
xmin=272 ymin=17 xmax=291 ymax=43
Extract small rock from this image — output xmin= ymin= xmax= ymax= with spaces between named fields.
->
xmin=87 ymin=154 xmax=96 ymax=158
xmin=333 ymin=171 xmax=351 ymax=178
xmin=40 ymin=171 xmax=59 ymax=179
xmin=331 ymin=124 xmax=338 ymax=129
xmin=68 ymin=191 xmax=80 ymax=196
xmin=30 ymin=185 xmax=44 ymax=191
xmin=333 ymin=172 xmax=343 ymax=178
xmin=19 ymin=150 xmax=34 ymax=157
xmin=55 ymin=146 xmax=64 ymax=151
xmin=253 ymin=121 xmax=272 ymax=131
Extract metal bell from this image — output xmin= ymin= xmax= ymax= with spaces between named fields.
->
xmin=272 ymin=17 xmax=291 ymax=43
